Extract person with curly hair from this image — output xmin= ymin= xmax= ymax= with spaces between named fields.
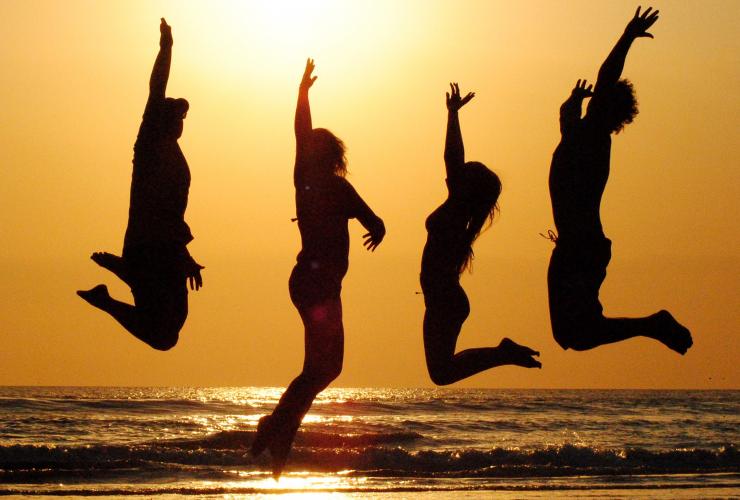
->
xmin=547 ymin=7 xmax=692 ymax=354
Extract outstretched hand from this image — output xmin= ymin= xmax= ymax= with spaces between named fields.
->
xmin=160 ymin=18 xmax=173 ymax=47
xmin=301 ymin=58 xmax=317 ymax=90
xmin=625 ymin=6 xmax=659 ymax=39
xmin=571 ymin=79 xmax=593 ymax=99
xmin=446 ymin=83 xmax=475 ymax=112
xmin=362 ymin=220 xmax=386 ymax=252
xmin=185 ymin=260 xmax=204 ymax=291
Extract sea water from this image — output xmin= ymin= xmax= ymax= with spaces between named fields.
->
xmin=0 ymin=387 xmax=738 ymax=497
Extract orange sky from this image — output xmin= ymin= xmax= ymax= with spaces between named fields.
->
xmin=1 ymin=0 xmax=738 ymax=388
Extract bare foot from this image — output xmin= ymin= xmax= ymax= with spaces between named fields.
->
xmin=250 ymin=414 xmax=298 ymax=479
xmin=653 ymin=310 xmax=693 ymax=355
xmin=91 ymin=251 xmax=119 ymax=269
xmin=268 ymin=421 xmax=299 ymax=480
xmin=251 ymin=414 xmax=274 ymax=458
xmin=497 ymin=337 xmax=542 ymax=368
xmin=77 ymin=284 xmax=110 ymax=309
xmin=91 ymin=252 xmax=131 ymax=284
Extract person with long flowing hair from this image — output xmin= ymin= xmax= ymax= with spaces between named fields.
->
xmin=421 ymin=83 xmax=541 ymax=386
xmin=251 ymin=59 xmax=385 ymax=478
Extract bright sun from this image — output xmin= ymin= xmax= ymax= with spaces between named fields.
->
xmin=175 ymin=0 xmax=411 ymax=78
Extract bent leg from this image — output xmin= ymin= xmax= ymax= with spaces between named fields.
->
xmin=91 ymin=252 xmax=134 ymax=287
xmin=423 ymin=284 xmax=540 ymax=386
xmin=252 ymin=297 xmax=344 ymax=477
xmin=548 ymin=244 xmax=692 ymax=354
xmin=277 ymin=297 xmax=344 ymax=417
xmin=560 ymin=312 xmax=692 ymax=354
xmin=424 ymin=309 xmax=540 ymax=386
xmin=131 ymin=279 xmax=187 ymax=350
xmin=77 ymin=279 xmax=186 ymax=351
xmin=78 ymin=284 xmax=139 ymax=333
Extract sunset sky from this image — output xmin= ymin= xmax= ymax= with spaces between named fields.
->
xmin=1 ymin=0 xmax=738 ymax=388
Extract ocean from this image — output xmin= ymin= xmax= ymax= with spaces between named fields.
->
xmin=0 ymin=387 xmax=737 ymax=497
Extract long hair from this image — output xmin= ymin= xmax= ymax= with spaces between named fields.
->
xmin=311 ymin=128 xmax=347 ymax=177
xmin=458 ymin=161 xmax=501 ymax=274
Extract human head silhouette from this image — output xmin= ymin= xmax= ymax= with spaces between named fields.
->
xmin=309 ymin=128 xmax=347 ymax=177
xmin=458 ymin=161 xmax=501 ymax=216
xmin=162 ymin=97 xmax=189 ymax=139
xmin=601 ymin=79 xmax=639 ymax=134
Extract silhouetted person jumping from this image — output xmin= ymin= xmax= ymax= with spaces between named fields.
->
xmin=422 ymin=83 xmax=541 ymax=386
xmin=77 ymin=19 xmax=203 ymax=351
xmin=250 ymin=59 xmax=385 ymax=478
xmin=547 ymin=7 xmax=692 ymax=353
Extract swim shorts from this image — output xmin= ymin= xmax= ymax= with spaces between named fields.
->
xmin=547 ymin=236 xmax=612 ymax=349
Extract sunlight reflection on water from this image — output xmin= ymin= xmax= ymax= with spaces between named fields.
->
xmin=1 ymin=387 xmax=737 ymax=496
xmin=218 ymin=470 xmax=366 ymax=493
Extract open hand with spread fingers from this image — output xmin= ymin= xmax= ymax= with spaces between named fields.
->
xmin=572 ymin=79 xmax=594 ymax=99
xmin=446 ymin=82 xmax=475 ymax=112
xmin=625 ymin=6 xmax=659 ymax=39
xmin=301 ymin=58 xmax=317 ymax=90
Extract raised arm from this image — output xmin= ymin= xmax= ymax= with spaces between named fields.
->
xmin=295 ymin=58 xmax=316 ymax=161
xmin=444 ymin=83 xmax=475 ymax=180
xmin=149 ymin=18 xmax=173 ymax=101
xmin=594 ymin=6 xmax=659 ymax=93
xmin=560 ymin=79 xmax=593 ymax=134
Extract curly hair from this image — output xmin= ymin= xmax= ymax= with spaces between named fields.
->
xmin=605 ymin=79 xmax=639 ymax=134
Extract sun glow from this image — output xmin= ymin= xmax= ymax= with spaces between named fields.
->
xmin=173 ymin=0 xmax=415 ymax=83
